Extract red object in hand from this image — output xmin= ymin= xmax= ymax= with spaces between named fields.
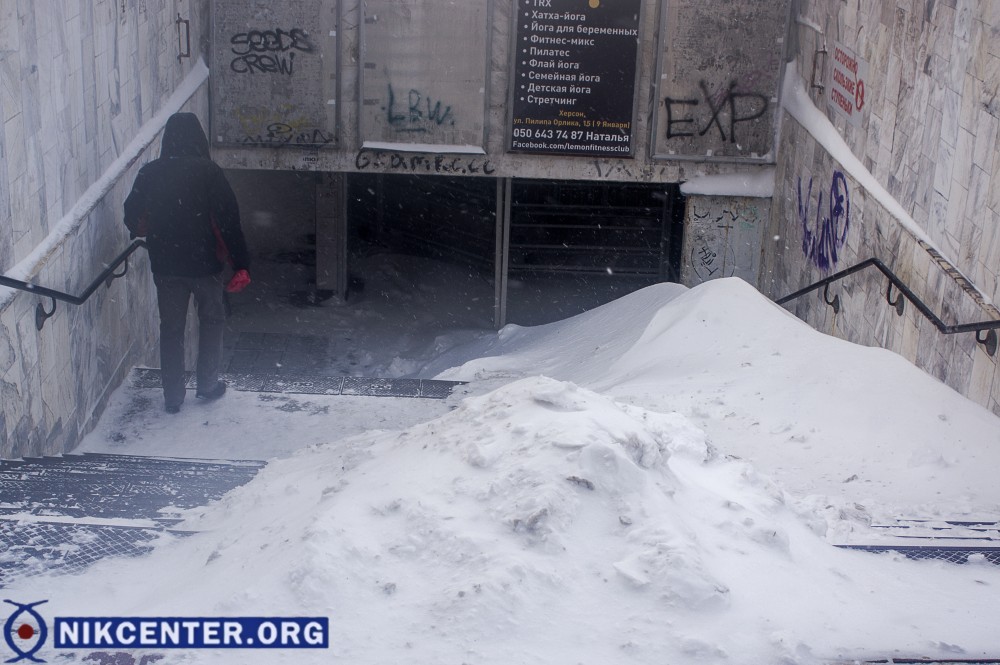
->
xmin=226 ymin=269 xmax=250 ymax=293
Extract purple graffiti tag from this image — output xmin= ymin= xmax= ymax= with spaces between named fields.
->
xmin=799 ymin=170 xmax=850 ymax=270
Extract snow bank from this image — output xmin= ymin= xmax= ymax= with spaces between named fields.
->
xmin=28 ymin=271 xmax=1000 ymax=664
xmin=33 ymin=374 xmax=1000 ymax=664
xmin=431 ymin=278 xmax=1000 ymax=518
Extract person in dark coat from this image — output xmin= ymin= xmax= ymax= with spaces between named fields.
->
xmin=124 ymin=112 xmax=251 ymax=413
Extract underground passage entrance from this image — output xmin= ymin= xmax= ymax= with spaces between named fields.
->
xmin=221 ymin=169 xmax=684 ymax=376
xmin=348 ymin=173 xmax=684 ymax=327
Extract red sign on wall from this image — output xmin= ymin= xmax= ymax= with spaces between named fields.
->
xmin=828 ymin=41 xmax=868 ymax=126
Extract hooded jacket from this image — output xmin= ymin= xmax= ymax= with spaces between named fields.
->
xmin=124 ymin=113 xmax=250 ymax=277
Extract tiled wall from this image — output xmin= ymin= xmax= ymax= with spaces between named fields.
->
xmin=0 ymin=1 xmax=210 ymax=457
xmin=762 ymin=1 xmax=1000 ymax=414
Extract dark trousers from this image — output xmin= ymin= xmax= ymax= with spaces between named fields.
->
xmin=153 ymin=273 xmax=226 ymax=407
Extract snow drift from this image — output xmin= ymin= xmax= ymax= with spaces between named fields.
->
xmin=20 ymin=277 xmax=1000 ymax=664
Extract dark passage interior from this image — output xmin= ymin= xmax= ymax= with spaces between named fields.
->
xmin=348 ymin=173 xmax=684 ymax=326
xmin=221 ymin=169 xmax=684 ymax=375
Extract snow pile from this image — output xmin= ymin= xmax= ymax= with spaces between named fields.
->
xmin=36 ymin=372 xmax=1000 ymax=664
xmin=428 ymin=278 xmax=1000 ymax=520
xmin=20 ymin=276 xmax=1000 ymax=663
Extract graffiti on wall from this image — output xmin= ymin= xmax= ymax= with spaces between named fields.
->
xmin=359 ymin=0 xmax=487 ymax=148
xmin=383 ymin=84 xmax=456 ymax=133
xmin=684 ymin=198 xmax=765 ymax=284
xmin=236 ymin=105 xmax=333 ymax=146
xmin=653 ymin=0 xmax=784 ymax=159
xmin=798 ymin=171 xmax=851 ymax=271
xmin=355 ymin=149 xmax=495 ymax=175
xmin=689 ymin=206 xmax=733 ymax=280
xmin=229 ymin=38 xmax=331 ymax=146
xmin=664 ymin=80 xmax=769 ymax=144
xmin=212 ymin=0 xmax=335 ymax=147
xmin=229 ymin=28 xmax=315 ymax=75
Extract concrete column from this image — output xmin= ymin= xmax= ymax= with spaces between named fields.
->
xmin=316 ymin=172 xmax=348 ymax=300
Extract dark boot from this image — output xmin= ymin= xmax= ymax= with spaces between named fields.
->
xmin=196 ymin=381 xmax=227 ymax=400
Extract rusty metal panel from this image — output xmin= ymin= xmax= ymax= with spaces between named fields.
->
xmin=651 ymin=0 xmax=789 ymax=162
xmin=358 ymin=0 xmax=490 ymax=152
xmin=210 ymin=0 xmax=339 ymax=147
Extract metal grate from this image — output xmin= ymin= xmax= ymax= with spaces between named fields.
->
xmin=0 ymin=453 xmax=263 ymax=523
xmin=835 ymin=518 xmax=1000 ymax=566
xmin=840 ymin=660 xmax=1000 ymax=664
xmin=131 ymin=368 xmax=464 ymax=399
xmin=0 ymin=520 xmax=176 ymax=585
xmin=0 ymin=453 xmax=264 ymax=587
xmin=343 ymin=377 xmax=421 ymax=397
xmin=837 ymin=544 xmax=1000 ymax=565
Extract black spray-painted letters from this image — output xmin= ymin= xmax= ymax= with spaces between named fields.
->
xmin=665 ymin=80 xmax=768 ymax=143
xmin=230 ymin=28 xmax=315 ymax=75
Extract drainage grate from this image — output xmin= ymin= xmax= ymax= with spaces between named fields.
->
xmin=261 ymin=375 xmax=345 ymax=394
xmin=842 ymin=660 xmax=1000 ymax=664
xmin=131 ymin=368 xmax=464 ymax=399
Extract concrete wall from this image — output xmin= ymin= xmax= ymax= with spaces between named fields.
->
xmin=680 ymin=196 xmax=770 ymax=286
xmin=0 ymin=1 xmax=211 ymax=457
xmin=211 ymin=0 xmax=789 ymax=184
xmin=763 ymin=1 xmax=1000 ymax=414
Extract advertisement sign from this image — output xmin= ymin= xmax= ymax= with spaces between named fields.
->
xmin=509 ymin=0 xmax=642 ymax=157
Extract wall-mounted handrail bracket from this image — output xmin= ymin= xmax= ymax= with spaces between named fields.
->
xmin=105 ymin=255 xmax=130 ymax=288
xmin=35 ymin=298 xmax=57 ymax=331
xmin=810 ymin=45 xmax=828 ymax=92
xmin=176 ymin=14 xmax=191 ymax=63
xmin=977 ymin=329 xmax=998 ymax=357
xmin=886 ymin=283 xmax=905 ymax=316
xmin=822 ymin=282 xmax=840 ymax=313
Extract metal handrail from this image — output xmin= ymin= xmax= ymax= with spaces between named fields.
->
xmin=0 ymin=239 xmax=146 ymax=330
xmin=776 ymin=257 xmax=1000 ymax=356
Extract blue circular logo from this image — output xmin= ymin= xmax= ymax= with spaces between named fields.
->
xmin=3 ymin=600 xmax=48 ymax=663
